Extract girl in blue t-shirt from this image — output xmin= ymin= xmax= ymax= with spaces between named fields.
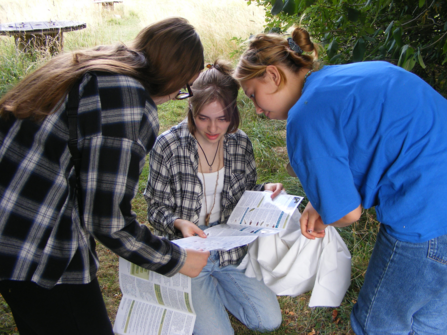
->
xmin=234 ymin=26 xmax=447 ymax=335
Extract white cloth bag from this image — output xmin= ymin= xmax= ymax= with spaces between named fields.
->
xmin=238 ymin=212 xmax=351 ymax=307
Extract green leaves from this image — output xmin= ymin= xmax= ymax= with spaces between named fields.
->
xmin=399 ymin=46 xmax=428 ymax=72
xmin=270 ymin=0 xmax=317 ymax=17
xmin=256 ymin=0 xmax=447 ymax=96
xmin=271 ymin=0 xmax=284 ymax=15
xmin=353 ymin=38 xmax=366 ymax=62
xmin=398 ymin=45 xmax=416 ymax=71
xmin=327 ymin=38 xmax=339 ymax=59
xmin=384 ymin=21 xmax=394 ymax=43
xmin=346 ymin=6 xmax=360 ymax=22
xmin=392 ymin=27 xmax=403 ymax=47
xmin=417 ymin=48 xmax=426 ymax=69
xmin=271 ymin=0 xmax=297 ymax=16
xmin=283 ymin=0 xmax=297 ymax=15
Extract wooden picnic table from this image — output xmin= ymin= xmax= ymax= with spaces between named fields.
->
xmin=0 ymin=21 xmax=87 ymax=54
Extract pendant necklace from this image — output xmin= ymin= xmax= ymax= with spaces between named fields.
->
xmin=196 ymin=138 xmax=221 ymax=172
xmin=199 ymin=151 xmax=220 ymax=226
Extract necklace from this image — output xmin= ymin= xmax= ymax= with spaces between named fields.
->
xmin=301 ymin=69 xmax=313 ymax=96
xmin=304 ymin=69 xmax=313 ymax=84
xmin=199 ymin=152 xmax=220 ymax=226
xmin=196 ymin=138 xmax=221 ymax=172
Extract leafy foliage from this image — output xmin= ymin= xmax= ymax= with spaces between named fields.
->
xmin=249 ymin=0 xmax=447 ymax=96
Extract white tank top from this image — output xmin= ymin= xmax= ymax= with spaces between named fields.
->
xmin=197 ymin=167 xmax=224 ymax=226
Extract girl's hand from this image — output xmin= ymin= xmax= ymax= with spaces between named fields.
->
xmin=300 ymin=202 xmax=326 ymax=240
xmin=174 ymin=219 xmax=207 ymax=238
xmin=179 ymin=249 xmax=210 ymax=277
xmin=264 ymin=183 xmax=284 ymax=199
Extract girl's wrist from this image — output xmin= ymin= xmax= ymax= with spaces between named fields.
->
xmin=173 ymin=219 xmax=184 ymax=230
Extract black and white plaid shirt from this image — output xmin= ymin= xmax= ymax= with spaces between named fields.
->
xmin=144 ymin=122 xmax=264 ymax=267
xmin=0 ymin=72 xmax=186 ymax=289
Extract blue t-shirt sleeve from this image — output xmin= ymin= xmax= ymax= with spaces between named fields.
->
xmin=287 ymin=93 xmax=361 ymax=224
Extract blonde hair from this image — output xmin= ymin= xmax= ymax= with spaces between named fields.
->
xmin=234 ymin=27 xmax=318 ymax=85
xmin=187 ymin=59 xmax=240 ymax=134
xmin=0 ymin=17 xmax=204 ymax=121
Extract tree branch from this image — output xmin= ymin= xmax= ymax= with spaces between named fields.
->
xmin=402 ymin=0 xmax=436 ymax=26
xmin=422 ymin=31 xmax=447 ymax=50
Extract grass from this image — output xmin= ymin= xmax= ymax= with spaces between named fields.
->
xmin=0 ymin=1 xmax=379 ymax=334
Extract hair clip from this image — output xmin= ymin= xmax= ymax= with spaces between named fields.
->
xmin=206 ymin=64 xmax=214 ymax=69
xmin=287 ymin=38 xmax=303 ymax=54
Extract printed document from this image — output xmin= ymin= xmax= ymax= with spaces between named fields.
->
xmin=113 ymin=258 xmax=195 ymax=335
xmin=172 ymin=191 xmax=303 ymax=251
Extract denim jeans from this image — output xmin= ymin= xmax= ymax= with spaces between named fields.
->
xmin=191 ymin=251 xmax=282 ymax=335
xmin=351 ymin=227 xmax=447 ymax=335
xmin=192 ymin=221 xmax=281 ymax=334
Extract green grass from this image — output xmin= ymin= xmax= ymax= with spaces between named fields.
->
xmin=0 ymin=3 xmax=380 ymax=334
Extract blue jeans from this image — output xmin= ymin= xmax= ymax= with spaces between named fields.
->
xmin=191 ymin=251 xmax=282 ymax=335
xmin=351 ymin=227 xmax=447 ymax=334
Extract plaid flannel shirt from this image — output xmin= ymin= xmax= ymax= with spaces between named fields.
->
xmin=144 ymin=122 xmax=264 ymax=267
xmin=0 ymin=72 xmax=186 ymax=289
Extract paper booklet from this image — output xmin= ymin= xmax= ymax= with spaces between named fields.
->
xmin=113 ymin=258 xmax=195 ymax=335
xmin=172 ymin=190 xmax=304 ymax=251
xmin=114 ymin=191 xmax=304 ymax=335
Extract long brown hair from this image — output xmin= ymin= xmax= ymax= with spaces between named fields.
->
xmin=187 ymin=59 xmax=240 ymax=134
xmin=0 ymin=17 xmax=204 ymax=121
xmin=234 ymin=27 xmax=318 ymax=85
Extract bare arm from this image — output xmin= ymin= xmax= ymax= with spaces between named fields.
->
xmin=300 ymin=202 xmax=362 ymax=240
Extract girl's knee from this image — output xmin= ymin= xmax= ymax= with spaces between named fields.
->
xmin=263 ymin=313 xmax=282 ymax=331
xmin=249 ymin=307 xmax=282 ymax=332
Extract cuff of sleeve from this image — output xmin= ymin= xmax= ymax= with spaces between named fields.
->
xmin=254 ymin=183 xmax=266 ymax=191
xmin=164 ymin=214 xmax=180 ymax=235
xmin=157 ymin=242 xmax=187 ymax=277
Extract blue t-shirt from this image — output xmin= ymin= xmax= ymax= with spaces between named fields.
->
xmin=287 ymin=61 xmax=447 ymax=243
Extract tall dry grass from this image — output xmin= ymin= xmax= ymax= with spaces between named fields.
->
xmin=0 ymin=0 xmax=266 ymax=62
xmin=125 ymin=0 xmax=266 ymax=61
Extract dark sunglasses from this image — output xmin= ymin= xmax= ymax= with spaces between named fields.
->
xmin=175 ymin=83 xmax=193 ymax=100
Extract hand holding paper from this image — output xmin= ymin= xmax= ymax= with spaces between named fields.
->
xmin=179 ymin=249 xmax=210 ymax=278
xmin=172 ymin=191 xmax=304 ymax=252
xmin=174 ymin=219 xmax=207 ymax=238
xmin=263 ymin=183 xmax=284 ymax=199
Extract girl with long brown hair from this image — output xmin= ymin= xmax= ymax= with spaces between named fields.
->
xmin=0 ymin=17 xmax=209 ymax=334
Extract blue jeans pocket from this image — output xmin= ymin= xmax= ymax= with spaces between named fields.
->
xmin=428 ymin=234 xmax=447 ymax=265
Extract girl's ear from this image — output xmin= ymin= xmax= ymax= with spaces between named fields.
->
xmin=265 ymin=65 xmax=282 ymax=87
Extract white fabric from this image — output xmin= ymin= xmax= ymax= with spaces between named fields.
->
xmin=238 ymin=211 xmax=351 ymax=307
xmin=198 ymin=167 xmax=224 ymax=226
